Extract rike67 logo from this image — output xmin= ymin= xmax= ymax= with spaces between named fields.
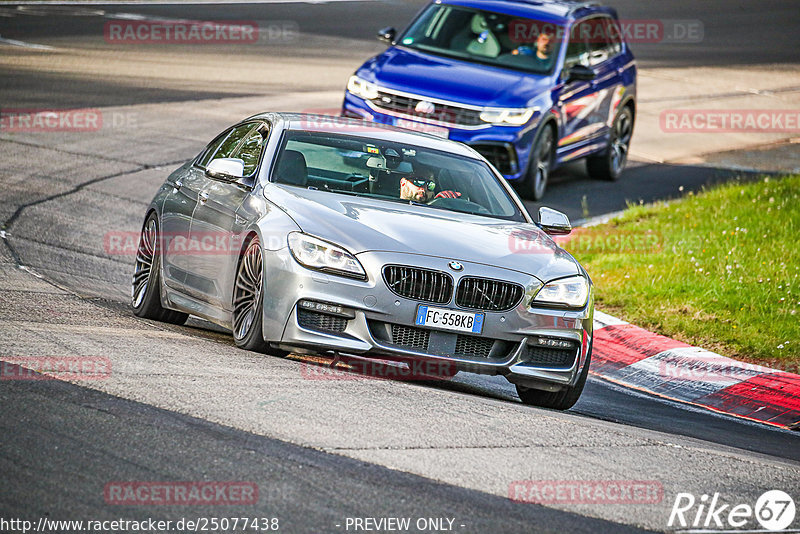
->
xmin=668 ymin=490 xmax=796 ymax=532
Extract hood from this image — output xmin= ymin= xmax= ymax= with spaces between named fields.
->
xmin=361 ymin=47 xmax=554 ymax=108
xmin=269 ymin=185 xmax=580 ymax=282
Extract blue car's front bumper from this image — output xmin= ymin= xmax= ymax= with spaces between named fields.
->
xmin=342 ymin=92 xmax=537 ymax=183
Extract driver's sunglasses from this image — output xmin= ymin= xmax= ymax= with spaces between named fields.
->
xmin=410 ymin=179 xmax=436 ymax=191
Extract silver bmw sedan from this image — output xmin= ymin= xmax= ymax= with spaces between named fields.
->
xmin=132 ymin=112 xmax=594 ymax=410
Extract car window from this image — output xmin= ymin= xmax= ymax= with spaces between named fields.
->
xmin=604 ymin=17 xmax=623 ymax=57
xmin=233 ymin=123 xmax=269 ymax=177
xmin=272 ymin=131 xmax=525 ymax=222
xmin=585 ymin=17 xmax=620 ymax=65
xmin=197 ymin=130 xmax=230 ymax=168
xmin=399 ymin=4 xmax=564 ymax=75
xmin=565 ymin=21 xmax=590 ymax=68
xmin=214 ymin=123 xmax=256 ymax=161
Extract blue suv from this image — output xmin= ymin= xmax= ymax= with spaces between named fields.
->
xmin=342 ymin=0 xmax=636 ymax=200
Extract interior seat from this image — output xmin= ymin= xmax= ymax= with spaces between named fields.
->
xmin=276 ymin=150 xmax=308 ymax=187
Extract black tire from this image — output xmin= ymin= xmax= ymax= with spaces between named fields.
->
xmin=586 ymin=105 xmax=633 ymax=181
xmin=232 ymin=236 xmax=287 ymax=356
xmin=519 ymin=123 xmax=555 ymax=201
xmin=131 ymin=214 xmax=189 ymax=325
xmin=516 ymin=343 xmax=591 ymax=410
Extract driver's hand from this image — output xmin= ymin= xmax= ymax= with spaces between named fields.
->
xmin=435 ymin=190 xmax=462 ymax=199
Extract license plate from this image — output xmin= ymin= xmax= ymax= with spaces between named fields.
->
xmin=395 ymin=119 xmax=450 ymax=139
xmin=415 ymin=305 xmax=484 ymax=334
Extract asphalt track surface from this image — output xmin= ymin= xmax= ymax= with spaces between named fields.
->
xmin=1 ymin=2 xmax=799 ymax=533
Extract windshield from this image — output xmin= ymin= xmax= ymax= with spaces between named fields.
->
xmin=272 ymin=130 xmax=525 ymax=222
xmin=399 ymin=4 xmax=564 ymax=74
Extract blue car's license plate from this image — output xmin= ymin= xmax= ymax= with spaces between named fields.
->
xmin=415 ymin=305 xmax=484 ymax=334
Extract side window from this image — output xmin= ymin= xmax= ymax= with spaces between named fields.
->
xmin=605 ymin=17 xmax=623 ymax=57
xmin=233 ymin=123 xmax=269 ymax=177
xmin=197 ymin=130 xmax=230 ymax=168
xmin=214 ymin=123 xmax=256 ymax=160
xmin=587 ymin=17 xmax=617 ymax=65
xmin=565 ymin=21 xmax=590 ymax=68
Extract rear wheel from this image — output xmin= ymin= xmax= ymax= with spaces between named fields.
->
xmin=587 ymin=106 xmax=633 ymax=181
xmin=520 ymin=124 xmax=555 ymax=201
xmin=516 ymin=345 xmax=591 ymax=410
xmin=232 ymin=236 xmax=287 ymax=356
xmin=131 ymin=214 xmax=188 ymax=325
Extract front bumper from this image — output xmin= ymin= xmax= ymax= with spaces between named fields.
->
xmin=342 ymin=92 xmax=537 ymax=183
xmin=263 ymin=248 xmax=593 ymax=391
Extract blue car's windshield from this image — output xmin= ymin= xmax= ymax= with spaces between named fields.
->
xmin=400 ymin=4 xmax=564 ymax=75
xmin=272 ymin=130 xmax=526 ymax=222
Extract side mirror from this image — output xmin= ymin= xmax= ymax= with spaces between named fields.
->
xmin=565 ymin=64 xmax=596 ymax=82
xmin=206 ymin=158 xmax=244 ymax=181
xmin=538 ymin=207 xmax=572 ymax=236
xmin=377 ymin=26 xmax=396 ymax=44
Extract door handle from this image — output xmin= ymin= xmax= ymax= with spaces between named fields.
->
xmin=199 ymin=191 xmax=209 ymax=203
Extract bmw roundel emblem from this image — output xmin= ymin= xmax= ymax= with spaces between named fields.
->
xmin=448 ymin=261 xmax=464 ymax=272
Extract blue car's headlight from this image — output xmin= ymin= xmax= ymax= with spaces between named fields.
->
xmin=288 ymin=232 xmax=366 ymax=280
xmin=480 ymin=107 xmax=537 ymax=126
xmin=347 ymin=75 xmax=379 ymax=100
xmin=532 ymin=275 xmax=590 ymax=308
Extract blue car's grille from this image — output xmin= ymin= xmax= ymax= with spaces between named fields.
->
xmin=383 ymin=266 xmax=453 ymax=304
xmin=369 ymin=91 xmax=484 ymax=128
xmin=456 ymin=277 xmax=524 ymax=312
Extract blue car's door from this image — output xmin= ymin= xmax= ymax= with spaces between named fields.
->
xmin=555 ymin=16 xmax=620 ymax=160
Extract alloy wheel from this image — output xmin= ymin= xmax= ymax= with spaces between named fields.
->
xmin=131 ymin=218 xmax=157 ymax=309
xmin=611 ymin=110 xmax=632 ymax=176
xmin=233 ymin=239 xmax=263 ymax=341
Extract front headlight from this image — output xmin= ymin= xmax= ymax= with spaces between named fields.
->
xmin=479 ymin=107 xmax=537 ymax=126
xmin=532 ymin=275 xmax=590 ymax=308
xmin=288 ymin=232 xmax=366 ymax=280
xmin=347 ymin=75 xmax=379 ymax=100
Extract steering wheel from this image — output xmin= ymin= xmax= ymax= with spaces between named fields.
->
xmin=428 ymin=197 xmax=491 ymax=215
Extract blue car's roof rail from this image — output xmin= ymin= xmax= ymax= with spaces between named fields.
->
xmin=566 ymin=1 xmax=601 ymax=14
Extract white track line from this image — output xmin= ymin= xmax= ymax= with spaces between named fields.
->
xmin=0 ymin=35 xmax=54 ymax=49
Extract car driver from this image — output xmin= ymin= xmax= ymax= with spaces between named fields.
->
xmin=399 ymin=176 xmax=462 ymax=203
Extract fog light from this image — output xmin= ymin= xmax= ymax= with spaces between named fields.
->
xmin=298 ymin=300 xmax=355 ymax=319
xmin=530 ymin=337 xmax=576 ymax=350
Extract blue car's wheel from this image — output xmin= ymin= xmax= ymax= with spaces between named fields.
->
xmin=520 ymin=124 xmax=554 ymax=201
xmin=587 ymin=106 xmax=633 ymax=181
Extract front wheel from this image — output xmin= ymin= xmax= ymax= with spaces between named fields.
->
xmin=131 ymin=214 xmax=188 ymax=325
xmin=516 ymin=346 xmax=591 ymax=410
xmin=520 ymin=124 xmax=555 ymax=201
xmin=232 ymin=236 xmax=287 ymax=356
xmin=587 ymin=106 xmax=633 ymax=181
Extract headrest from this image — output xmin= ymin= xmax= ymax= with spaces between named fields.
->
xmin=277 ymin=150 xmax=308 ymax=186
